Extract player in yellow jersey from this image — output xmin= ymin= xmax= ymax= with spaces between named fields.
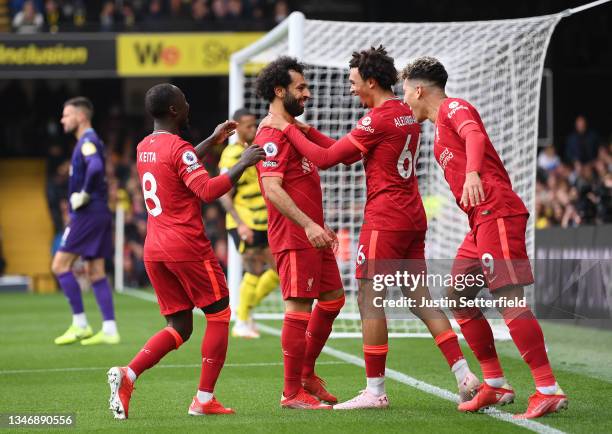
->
xmin=219 ymin=109 xmax=279 ymax=338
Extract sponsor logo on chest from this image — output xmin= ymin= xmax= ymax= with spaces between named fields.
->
xmin=301 ymin=157 xmax=314 ymax=174
xmin=356 ymin=116 xmax=375 ymax=133
xmin=439 ymin=147 xmax=454 ymax=171
xmin=447 ymin=101 xmax=469 ymax=119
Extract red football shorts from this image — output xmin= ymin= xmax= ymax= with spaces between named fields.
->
xmin=451 ymin=214 xmax=534 ymax=291
xmin=355 ymin=229 xmax=427 ymax=279
xmin=145 ymin=258 xmax=229 ymax=315
xmin=274 ymin=247 xmax=343 ymax=300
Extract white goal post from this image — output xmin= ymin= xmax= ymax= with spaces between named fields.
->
xmin=113 ymin=1 xmax=610 ymax=338
xmin=227 ymin=10 xmax=567 ymax=339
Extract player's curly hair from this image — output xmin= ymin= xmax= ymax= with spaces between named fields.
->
xmin=255 ymin=56 xmax=305 ymax=102
xmin=399 ymin=56 xmax=448 ymax=89
xmin=349 ymin=45 xmax=397 ymax=91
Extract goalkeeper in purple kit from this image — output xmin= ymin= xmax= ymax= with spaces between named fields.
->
xmin=51 ymin=97 xmax=119 ymax=346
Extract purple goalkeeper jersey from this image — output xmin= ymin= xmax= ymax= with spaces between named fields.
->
xmin=68 ymin=128 xmax=109 ymax=214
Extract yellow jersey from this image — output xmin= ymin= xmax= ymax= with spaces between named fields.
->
xmin=218 ymin=142 xmax=268 ymax=231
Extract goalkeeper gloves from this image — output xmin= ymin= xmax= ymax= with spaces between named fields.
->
xmin=70 ymin=191 xmax=90 ymax=210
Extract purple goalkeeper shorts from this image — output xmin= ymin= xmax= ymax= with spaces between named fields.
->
xmin=59 ymin=209 xmax=113 ymax=260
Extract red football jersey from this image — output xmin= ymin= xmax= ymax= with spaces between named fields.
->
xmin=255 ymin=127 xmax=324 ymax=253
xmin=347 ymin=98 xmax=427 ymax=231
xmin=136 ymin=131 xmax=213 ymax=261
xmin=434 ymin=98 xmax=528 ymax=228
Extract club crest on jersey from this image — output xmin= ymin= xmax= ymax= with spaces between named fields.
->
xmin=264 ymin=142 xmax=278 ymax=157
xmin=448 ymin=101 xmax=459 ymax=109
xmin=182 ymin=150 xmax=198 ymax=165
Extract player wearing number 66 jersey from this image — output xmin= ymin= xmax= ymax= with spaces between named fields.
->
xmin=401 ymin=57 xmax=567 ymax=419
xmin=260 ymin=46 xmax=477 ymax=410
xmin=107 ymin=83 xmax=264 ymax=420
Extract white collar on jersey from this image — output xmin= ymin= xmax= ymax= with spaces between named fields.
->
xmin=151 ymin=130 xmax=173 ymax=135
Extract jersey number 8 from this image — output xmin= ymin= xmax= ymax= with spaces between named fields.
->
xmin=142 ymin=172 xmax=162 ymax=217
xmin=397 ymin=133 xmax=421 ymax=179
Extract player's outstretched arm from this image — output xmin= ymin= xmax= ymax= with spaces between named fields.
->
xmin=185 ymin=145 xmax=264 ymax=203
xmin=284 ymin=125 xmax=360 ymax=169
xmin=293 ymin=120 xmax=336 ymax=149
xmin=193 ymin=120 xmax=238 ymax=160
xmin=259 ymin=114 xmax=359 ymax=169
xmin=261 ymin=176 xmax=333 ymax=249
xmin=226 ymin=144 xmax=265 ymax=183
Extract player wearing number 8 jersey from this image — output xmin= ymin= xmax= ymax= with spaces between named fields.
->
xmin=107 ymin=83 xmax=264 ymax=420
xmin=401 ymin=57 xmax=567 ymax=419
xmin=260 ymin=46 xmax=477 ymax=410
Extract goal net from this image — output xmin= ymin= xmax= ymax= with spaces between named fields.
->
xmin=227 ymin=12 xmax=562 ymax=337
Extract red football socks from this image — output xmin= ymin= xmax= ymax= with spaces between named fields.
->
xmin=363 ymin=343 xmax=388 ymax=378
xmin=128 ymin=326 xmax=183 ymax=376
xmin=503 ymin=306 xmax=556 ymax=388
xmin=302 ymin=297 xmax=344 ymax=379
xmin=282 ymin=311 xmax=310 ymax=398
xmin=434 ymin=329 xmax=465 ymax=368
xmin=199 ymin=307 xmax=231 ymax=393
xmin=454 ymin=307 xmax=504 ymax=380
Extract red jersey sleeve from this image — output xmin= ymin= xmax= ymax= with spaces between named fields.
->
xmin=346 ymin=112 xmax=383 ymax=153
xmin=172 ymin=139 xmax=232 ymax=202
xmin=255 ymin=128 xmax=289 ymax=178
xmin=306 ymin=127 xmax=335 ymax=148
xmin=172 ymin=139 xmax=209 ymax=187
xmin=442 ymin=98 xmax=480 ymax=135
xmin=283 ymin=124 xmax=360 ymax=170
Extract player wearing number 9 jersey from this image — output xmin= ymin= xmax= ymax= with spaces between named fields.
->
xmin=401 ymin=57 xmax=567 ymax=419
xmin=260 ymin=46 xmax=477 ymax=410
xmin=107 ymin=83 xmax=264 ymax=420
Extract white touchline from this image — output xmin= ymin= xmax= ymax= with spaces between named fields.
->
xmin=123 ymin=288 xmax=566 ymax=434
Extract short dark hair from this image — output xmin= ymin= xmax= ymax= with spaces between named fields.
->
xmin=232 ymin=108 xmax=254 ymax=122
xmin=349 ymin=45 xmax=397 ymax=91
xmin=145 ymin=83 xmax=179 ymax=118
xmin=400 ymin=56 xmax=448 ymax=89
xmin=255 ymin=56 xmax=305 ymax=102
xmin=64 ymin=96 xmax=94 ymax=119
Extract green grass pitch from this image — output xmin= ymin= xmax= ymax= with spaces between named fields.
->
xmin=1 ymin=290 xmax=611 ymax=433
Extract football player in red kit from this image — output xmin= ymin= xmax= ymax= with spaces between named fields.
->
xmin=254 ymin=57 xmax=346 ymax=410
xmin=401 ymin=57 xmax=568 ymax=419
xmin=260 ymin=46 xmax=477 ymax=410
xmin=107 ymin=83 xmax=264 ymax=419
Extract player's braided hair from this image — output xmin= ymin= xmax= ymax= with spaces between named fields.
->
xmin=349 ymin=45 xmax=397 ymax=91
xmin=255 ymin=56 xmax=305 ymax=102
xmin=400 ymin=56 xmax=448 ymax=89
xmin=64 ymin=96 xmax=94 ymax=119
